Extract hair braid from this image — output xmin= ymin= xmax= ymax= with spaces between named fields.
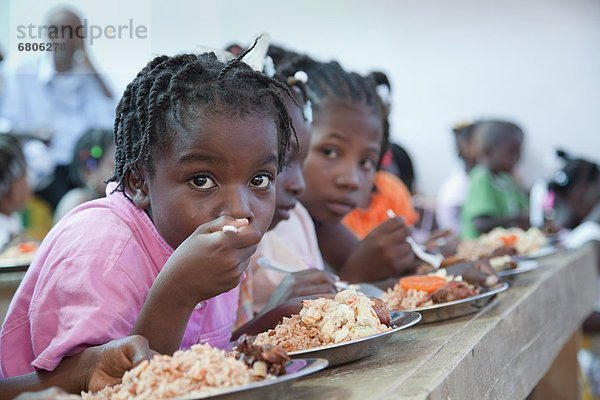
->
xmin=110 ymin=50 xmax=296 ymax=195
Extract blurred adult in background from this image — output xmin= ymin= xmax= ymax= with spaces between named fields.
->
xmin=1 ymin=7 xmax=115 ymax=210
xmin=436 ymin=121 xmax=480 ymax=235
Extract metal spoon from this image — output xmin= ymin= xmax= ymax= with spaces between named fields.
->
xmin=256 ymin=257 xmax=384 ymax=297
xmin=386 ymin=209 xmax=444 ymax=269
xmin=406 ymin=237 xmax=444 ymax=269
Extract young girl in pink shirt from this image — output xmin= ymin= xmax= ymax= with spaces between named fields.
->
xmin=0 ymin=49 xmax=295 ymax=377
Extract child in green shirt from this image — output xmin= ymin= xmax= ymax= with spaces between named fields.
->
xmin=461 ymin=121 xmax=529 ymax=239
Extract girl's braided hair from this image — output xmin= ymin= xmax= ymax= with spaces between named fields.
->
xmin=110 ymin=42 xmax=296 ymax=194
xmin=274 ymin=51 xmax=385 ymax=156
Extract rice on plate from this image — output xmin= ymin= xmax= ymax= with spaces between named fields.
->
xmin=254 ymin=289 xmax=391 ymax=352
xmin=456 ymin=227 xmax=547 ymax=261
xmin=382 ymin=270 xmax=479 ymax=311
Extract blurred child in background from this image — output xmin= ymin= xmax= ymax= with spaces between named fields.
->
xmin=368 ymin=71 xmax=416 ymax=193
xmin=548 ymin=153 xmax=600 ymax=396
xmin=549 ymin=152 xmax=600 ymax=229
xmin=436 ymin=121 xmax=480 ymax=234
xmin=381 ymin=142 xmax=416 ymax=194
xmin=54 ymin=128 xmax=115 ymax=223
xmin=0 ymin=134 xmax=30 ymax=249
xmin=460 ymin=120 xmax=529 ymax=239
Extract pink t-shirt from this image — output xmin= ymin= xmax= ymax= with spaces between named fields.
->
xmin=0 ymin=188 xmax=239 ymax=377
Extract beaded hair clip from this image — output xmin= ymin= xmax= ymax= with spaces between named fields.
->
xmin=375 ymin=84 xmax=391 ymax=106
xmin=282 ymin=70 xmax=313 ymax=123
xmin=292 ymin=71 xmax=313 ymax=123
xmin=453 ymin=120 xmax=475 ymax=130
xmin=241 ymin=33 xmax=271 ymax=74
xmin=79 ymin=144 xmax=104 ymax=170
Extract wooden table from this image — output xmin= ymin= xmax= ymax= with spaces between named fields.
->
xmin=289 ymin=244 xmax=598 ymax=400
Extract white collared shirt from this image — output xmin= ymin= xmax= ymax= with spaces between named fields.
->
xmin=0 ymin=54 xmax=116 ymax=165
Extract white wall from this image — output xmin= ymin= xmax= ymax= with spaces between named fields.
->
xmin=2 ymin=0 xmax=599 ymax=196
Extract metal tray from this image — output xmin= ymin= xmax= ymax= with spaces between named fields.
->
xmin=515 ymin=245 xmax=559 ymax=260
xmin=497 ymin=260 xmax=540 ymax=278
xmin=402 ymin=282 xmax=509 ymax=323
xmin=286 ymin=311 xmax=421 ymax=367
xmin=180 ymin=358 xmax=328 ymax=400
xmin=0 ymin=258 xmax=31 ymax=272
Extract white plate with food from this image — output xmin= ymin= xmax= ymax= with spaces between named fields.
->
xmin=0 ymin=241 xmax=38 ymax=271
xmin=514 ymin=245 xmax=560 ymax=260
xmin=457 ymin=227 xmax=550 ymax=261
xmin=381 ymin=271 xmax=509 ymax=323
xmin=406 ymin=283 xmax=508 ymax=323
xmin=497 ymin=260 xmax=540 ymax=278
xmin=240 ymin=289 xmax=421 ymax=367
xmin=181 ymin=358 xmax=329 ymax=400
xmin=280 ymin=310 xmax=420 ymax=366
xmin=83 ymin=339 xmax=328 ymax=400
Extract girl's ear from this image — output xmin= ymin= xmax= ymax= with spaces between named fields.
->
xmin=126 ymin=168 xmax=150 ymax=209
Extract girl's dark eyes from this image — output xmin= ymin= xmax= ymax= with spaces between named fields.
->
xmin=321 ymin=148 xmax=338 ymax=159
xmin=250 ymin=174 xmax=273 ymax=189
xmin=188 ymin=174 xmax=273 ymax=191
xmin=319 ymin=146 xmax=376 ymax=171
xmin=361 ymin=158 xmax=377 ymax=171
xmin=190 ymin=175 xmax=217 ymax=190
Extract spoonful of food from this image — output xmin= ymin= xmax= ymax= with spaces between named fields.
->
xmin=387 ymin=209 xmax=444 ymax=269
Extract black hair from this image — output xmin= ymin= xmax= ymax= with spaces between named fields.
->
xmin=267 ymin=45 xmax=291 ymax=68
xmin=275 ymin=54 xmax=383 ymax=122
xmin=70 ymin=128 xmax=114 ymax=187
xmin=110 ymin=44 xmax=296 ymax=195
xmin=452 ymin=121 xmax=478 ymax=142
xmin=268 ymin=45 xmax=309 ymax=109
xmin=473 ymin=120 xmax=523 ymax=153
xmin=388 ymin=142 xmax=416 ymax=193
xmin=549 ymin=150 xmax=600 ymax=195
xmin=367 ymin=71 xmax=392 ymax=166
xmin=0 ymin=133 xmax=27 ymax=199
xmin=275 ymin=54 xmax=385 ymax=161
xmin=368 ymin=71 xmax=391 ymax=91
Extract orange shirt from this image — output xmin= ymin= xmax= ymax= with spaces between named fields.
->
xmin=343 ymin=171 xmax=418 ymax=239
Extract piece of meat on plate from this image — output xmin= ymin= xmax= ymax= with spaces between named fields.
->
xmin=370 ymin=297 xmax=391 ymax=326
xmin=430 ymin=281 xmax=477 ymax=304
